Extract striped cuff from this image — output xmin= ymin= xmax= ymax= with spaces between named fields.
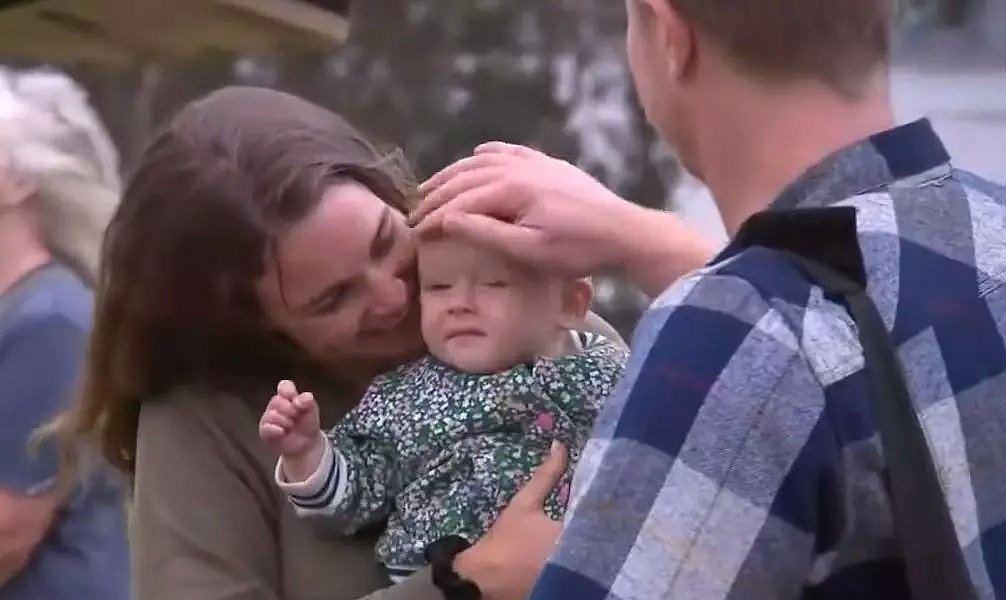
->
xmin=274 ymin=438 xmax=348 ymax=510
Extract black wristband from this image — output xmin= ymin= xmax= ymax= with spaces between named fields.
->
xmin=424 ymin=536 xmax=482 ymax=600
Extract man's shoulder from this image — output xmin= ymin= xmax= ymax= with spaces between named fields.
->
xmin=638 ymin=247 xmax=866 ymax=390
xmin=647 ymin=248 xmax=815 ymax=326
xmin=632 ymin=258 xmax=805 ymax=386
xmin=952 ymin=168 xmax=1006 ymax=201
xmin=836 ymin=166 xmax=1006 ymax=245
xmin=839 ymin=167 xmax=1006 ymax=303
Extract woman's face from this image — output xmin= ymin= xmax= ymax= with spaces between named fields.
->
xmin=257 ymin=181 xmax=424 ymax=374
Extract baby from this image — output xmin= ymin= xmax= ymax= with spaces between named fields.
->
xmin=259 ymin=235 xmax=627 ymax=581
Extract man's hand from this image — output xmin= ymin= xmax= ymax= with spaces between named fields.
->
xmin=259 ymin=380 xmax=325 ymax=482
xmin=414 ymin=143 xmax=638 ymax=277
xmin=414 ymin=143 xmax=715 ymax=295
xmin=455 ymin=442 xmax=568 ymax=600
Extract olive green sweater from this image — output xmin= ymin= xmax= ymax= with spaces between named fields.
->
xmin=130 ymin=314 xmax=624 ymax=600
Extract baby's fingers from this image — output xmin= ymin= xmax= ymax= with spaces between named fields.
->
xmin=262 ymin=408 xmax=295 ymax=430
xmin=292 ymin=392 xmax=316 ymax=412
xmin=259 ymin=423 xmax=286 ymax=441
xmin=277 ymin=379 xmax=298 ymax=399
xmin=267 ymin=394 xmax=299 ymax=419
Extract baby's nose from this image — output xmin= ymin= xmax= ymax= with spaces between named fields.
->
xmin=446 ymin=284 xmax=476 ymax=313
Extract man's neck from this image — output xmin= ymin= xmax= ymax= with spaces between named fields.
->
xmin=0 ymin=226 xmax=51 ymax=297
xmin=690 ymin=73 xmax=896 ymax=236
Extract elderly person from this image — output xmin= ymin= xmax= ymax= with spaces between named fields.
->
xmin=0 ymin=67 xmax=127 ymax=600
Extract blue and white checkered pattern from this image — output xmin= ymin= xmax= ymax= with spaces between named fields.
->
xmin=530 ymin=120 xmax=1006 ymax=599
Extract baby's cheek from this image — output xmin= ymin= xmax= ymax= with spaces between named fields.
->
xmin=418 ymin=303 xmax=442 ymax=339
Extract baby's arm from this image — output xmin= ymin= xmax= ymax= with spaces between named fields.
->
xmin=259 ymin=380 xmax=399 ymax=533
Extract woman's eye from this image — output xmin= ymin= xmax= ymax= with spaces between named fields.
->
xmin=424 ymin=283 xmax=450 ymax=292
xmin=373 ymin=230 xmax=394 ymax=259
xmin=484 ymin=281 xmax=508 ymax=288
xmin=314 ymin=292 xmax=346 ymax=314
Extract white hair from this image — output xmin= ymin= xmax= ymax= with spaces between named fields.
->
xmin=0 ymin=67 xmax=121 ymax=285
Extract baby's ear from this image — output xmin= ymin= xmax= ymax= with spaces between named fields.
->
xmin=560 ymin=278 xmax=593 ymax=328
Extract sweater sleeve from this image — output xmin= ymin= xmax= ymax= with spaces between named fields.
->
xmin=275 ymin=384 xmax=401 ymax=535
xmin=132 ymin=395 xmax=282 ymax=600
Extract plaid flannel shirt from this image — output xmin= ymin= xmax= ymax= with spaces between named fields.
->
xmin=530 ymin=120 xmax=1006 ymax=600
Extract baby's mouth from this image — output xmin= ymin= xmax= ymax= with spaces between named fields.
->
xmin=445 ymin=328 xmax=486 ymax=341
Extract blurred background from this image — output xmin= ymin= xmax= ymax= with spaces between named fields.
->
xmin=1 ymin=0 xmax=1003 ymax=337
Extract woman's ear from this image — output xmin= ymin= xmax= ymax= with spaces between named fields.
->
xmin=0 ymin=153 xmax=35 ymax=209
xmin=559 ymin=278 xmax=594 ymax=329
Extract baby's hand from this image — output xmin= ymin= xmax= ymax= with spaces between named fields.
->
xmin=259 ymin=380 xmax=324 ymax=479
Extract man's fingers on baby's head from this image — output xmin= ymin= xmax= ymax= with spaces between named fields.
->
xmin=277 ymin=379 xmax=298 ymax=398
xmin=412 ymin=155 xmax=514 ymax=225
xmin=474 ymin=141 xmax=538 ymax=159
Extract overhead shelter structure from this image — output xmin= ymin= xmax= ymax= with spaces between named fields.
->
xmin=0 ymin=0 xmax=351 ymax=64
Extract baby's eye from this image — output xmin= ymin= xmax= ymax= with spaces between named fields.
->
xmin=423 ymin=283 xmax=451 ymax=292
xmin=483 ymin=280 xmax=508 ymax=288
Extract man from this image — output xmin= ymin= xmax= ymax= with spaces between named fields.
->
xmin=416 ymin=0 xmax=1005 ymax=598
xmin=0 ymin=67 xmax=127 ymax=599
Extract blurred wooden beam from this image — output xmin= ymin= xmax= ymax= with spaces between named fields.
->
xmin=218 ymin=0 xmax=348 ymax=42
xmin=0 ymin=0 xmax=351 ymax=65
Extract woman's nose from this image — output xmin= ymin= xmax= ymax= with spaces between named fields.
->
xmin=365 ymin=270 xmax=408 ymax=323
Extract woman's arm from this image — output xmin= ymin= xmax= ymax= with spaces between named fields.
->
xmin=132 ymin=394 xmax=282 ymax=600
xmin=136 ymin=391 xmax=447 ymax=600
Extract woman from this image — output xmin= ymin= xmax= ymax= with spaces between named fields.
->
xmin=52 ymin=86 xmax=666 ymax=600
xmin=66 ymin=86 xmax=451 ymax=600
xmin=0 ymin=67 xmax=127 ymax=599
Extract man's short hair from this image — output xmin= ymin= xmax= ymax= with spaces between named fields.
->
xmin=672 ymin=0 xmax=894 ymax=97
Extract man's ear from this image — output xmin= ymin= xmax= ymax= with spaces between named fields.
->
xmin=637 ymin=0 xmax=697 ymax=83
xmin=560 ymin=278 xmax=594 ymax=329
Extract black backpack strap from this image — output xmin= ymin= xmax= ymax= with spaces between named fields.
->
xmin=733 ymin=208 xmax=978 ymax=600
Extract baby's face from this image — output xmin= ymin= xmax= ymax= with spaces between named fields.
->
xmin=418 ymin=237 xmax=567 ymax=374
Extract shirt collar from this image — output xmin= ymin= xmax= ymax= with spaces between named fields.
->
xmin=711 ymin=119 xmax=952 ymax=269
xmin=769 ymin=118 xmax=952 ymax=211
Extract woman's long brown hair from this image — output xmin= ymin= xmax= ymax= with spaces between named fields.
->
xmin=51 ymin=87 xmax=416 ymax=488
